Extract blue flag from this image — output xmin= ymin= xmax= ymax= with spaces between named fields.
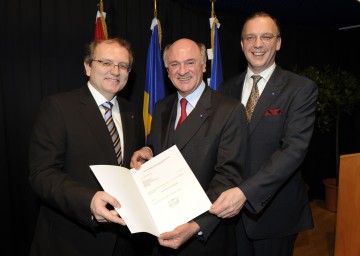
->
xmin=143 ymin=19 xmax=166 ymax=138
xmin=209 ymin=24 xmax=223 ymax=90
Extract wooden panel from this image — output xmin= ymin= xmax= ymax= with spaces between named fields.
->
xmin=334 ymin=153 xmax=360 ymax=256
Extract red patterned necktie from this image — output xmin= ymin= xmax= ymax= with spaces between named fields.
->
xmin=176 ymin=98 xmax=188 ymax=129
xmin=246 ymin=75 xmax=262 ymax=122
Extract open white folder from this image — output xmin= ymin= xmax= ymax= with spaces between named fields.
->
xmin=90 ymin=145 xmax=211 ymax=237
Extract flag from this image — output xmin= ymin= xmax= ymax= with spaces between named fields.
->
xmin=143 ymin=18 xmax=166 ymax=138
xmin=209 ymin=21 xmax=223 ymax=90
xmin=94 ymin=1 xmax=108 ymax=40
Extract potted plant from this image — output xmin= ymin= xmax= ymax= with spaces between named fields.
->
xmin=296 ymin=65 xmax=360 ymax=212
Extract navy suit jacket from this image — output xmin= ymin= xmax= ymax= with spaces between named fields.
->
xmin=29 ymin=86 xmax=145 ymax=256
xmin=220 ymin=66 xmax=317 ymax=239
xmin=148 ymin=86 xmax=247 ymax=256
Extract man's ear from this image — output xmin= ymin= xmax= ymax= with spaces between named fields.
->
xmin=276 ymin=37 xmax=282 ymax=51
xmin=84 ymin=61 xmax=91 ymax=77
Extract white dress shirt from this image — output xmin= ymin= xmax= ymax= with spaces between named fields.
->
xmin=175 ymin=81 xmax=206 ymax=129
xmin=88 ymin=82 xmax=124 ymax=159
xmin=241 ymin=63 xmax=276 ymax=106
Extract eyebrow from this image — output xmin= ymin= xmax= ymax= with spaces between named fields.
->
xmin=169 ymin=58 xmax=196 ymax=63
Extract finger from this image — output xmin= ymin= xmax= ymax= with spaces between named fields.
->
xmin=102 ymin=193 xmax=121 ymax=209
xmin=108 ymin=212 xmax=127 ymax=226
xmin=210 ymin=198 xmax=226 ymax=214
xmin=109 ymin=209 xmax=119 ymax=216
xmin=97 ymin=217 xmax=109 ymax=223
xmin=212 ymin=207 xmax=227 ymax=217
xmin=131 ymin=155 xmax=142 ymax=169
xmin=209 ymin=206 xmax=220 ymax=215
xmin=130 ymin=152 xmax=141 ymax=168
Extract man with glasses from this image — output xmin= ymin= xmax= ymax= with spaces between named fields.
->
xmin=29 ymin=38 xmax=145 ymax=256
xmin=210 ymin=12 xmax=318 ymax=256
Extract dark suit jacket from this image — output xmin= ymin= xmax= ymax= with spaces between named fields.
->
xmin=28 ymin=86 xmax=145 ymax=256
xmin=220 ymin=66 xmax=317 ymax=239
xmin=148 ymin=86 xmax=247 ymax=256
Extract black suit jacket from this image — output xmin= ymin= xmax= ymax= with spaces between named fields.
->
xmin=148 ymin=86 xmax=247 ymax=256
xmin=29 ymin=86 xmax=145 ymax=256
xmin=220 ymin=66 xmax=317 ymax=239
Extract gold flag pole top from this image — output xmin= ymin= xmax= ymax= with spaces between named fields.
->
xmin=98 ymin=0 xmax=108 ymax=39
xmin=154 ymin=0 xmax=157 ymax=18
xmin=211 ymin=0 xmax=215 ymax=18
xmin=210 ymin=0 xmax=219 ymax=52
xmin=153 ymin=0 xmax=162 ymax=49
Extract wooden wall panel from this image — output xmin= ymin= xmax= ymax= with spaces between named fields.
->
xmin=334 ymin=153 xmax=360 ymax=256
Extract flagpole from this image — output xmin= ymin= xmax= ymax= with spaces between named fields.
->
xmin=209 ymin=0 xmax=223 ymax=90
xmin=143 ymin=0 xmax=166 ymax=138
xmin=154 ymin=0 xmax=157 ymax=18
xmin=153 ymin=0 xmax=162 ymax=49
xmin=210 ymin=0 xmax=218 ymax=67
xmin=211 ymin=0 xmax=215 ymax=18
xmin=98 ymin=0 xmax=103 ymax=13
xmin=96 ymin=0 xmax=108 ymax=39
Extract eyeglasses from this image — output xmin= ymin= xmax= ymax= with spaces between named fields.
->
xmin=242 ymin=33 xmax=280 ymax=44
xmin=91 ymin=59 xmax=131 ymax=73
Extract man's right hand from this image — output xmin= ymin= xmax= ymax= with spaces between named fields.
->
xmin=90 ymin=191 xmax=125 ymax=225
xmin=130 ymin=147 xmax=153 ymax=169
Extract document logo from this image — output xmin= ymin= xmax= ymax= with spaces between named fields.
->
xmin=168 ymin=197 xmax=179 ymax=207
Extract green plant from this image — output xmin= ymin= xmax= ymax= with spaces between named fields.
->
xmin=295 ymin=65 xmax=360 ymax=185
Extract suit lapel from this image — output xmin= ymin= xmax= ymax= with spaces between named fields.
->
xmin=233 ymin=73 xmax=246 ymax=100
xmin=78 ymin=86 xmax=118 ymax=165
xmin=160 ymin=95 xmax=177 ymax=151
xmin=175 ymin=87 xmax=212 ymax=150
xmin=118 ymin=98 xmax=136 ymax=165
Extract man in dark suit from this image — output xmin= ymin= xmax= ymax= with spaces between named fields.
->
xmin=210 ymin=12 xmax=318 ymax=256
xmin=28 ymin=38 xmax=145 ymax=256
xmin=131 ymin=38 xmax=247 ymax=256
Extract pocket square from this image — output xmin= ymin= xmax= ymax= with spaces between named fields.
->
xmin=265 ymin=108 xmax=282 ymax=116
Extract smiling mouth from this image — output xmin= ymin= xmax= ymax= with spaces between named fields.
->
xmin=253 ymin=52 xmax=265 ymax=56
xmin=106 ymin=78 xmax=120 ymax=82
xmin=177 ymin=76 xmax=191 ymax=82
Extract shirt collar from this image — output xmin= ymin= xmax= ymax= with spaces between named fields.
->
xmin=177 ymin=81 xmax=206 ymax=108
xmin=87 ymin=82 xmax=117 ymax=107
xmin=246 ymin=63 xmax=276 ymax=84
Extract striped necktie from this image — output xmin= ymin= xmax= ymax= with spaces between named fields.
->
xmin=246 ymin=75 xmax=262 ymax=122
xmin=102 ymin=102 xmax=122 ymax=165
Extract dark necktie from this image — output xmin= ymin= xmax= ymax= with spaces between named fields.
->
xmin=102 ymin=102 xmax=122 ymax=165
xmin=246 ymin=75 xmax=262 ymax=122
xmin=176 ymin=98 xmax=188 ymax=129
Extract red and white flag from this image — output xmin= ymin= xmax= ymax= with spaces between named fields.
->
xmin=94 ymin=2 xmax=108 ymax=40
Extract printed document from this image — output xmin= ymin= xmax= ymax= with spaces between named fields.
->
xmin=90 ymin=145 xmax=211 ymax=237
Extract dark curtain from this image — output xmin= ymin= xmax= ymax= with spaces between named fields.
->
xmin=2 ymin=0 xmax=360 ymax=255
